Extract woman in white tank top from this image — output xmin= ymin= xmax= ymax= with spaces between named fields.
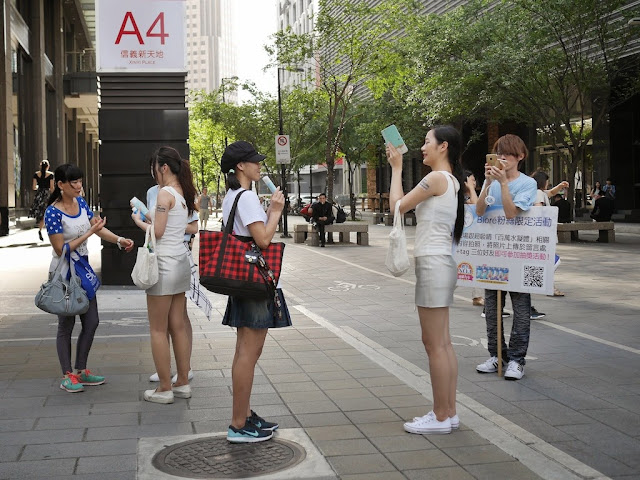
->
xmin=387 ymin=125 xmax=465 ymax=435
xmin=131 ymin=147 xmax=197 ymax=404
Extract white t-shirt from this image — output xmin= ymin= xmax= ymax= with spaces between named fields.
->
xmin=222 ymin=188 xmax=267 ymax=236
xmin=535 ymin=189 xmax=550 ymax=206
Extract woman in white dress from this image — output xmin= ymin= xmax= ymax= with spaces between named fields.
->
xmin=132 ymin=147 xmax=197 ymax=404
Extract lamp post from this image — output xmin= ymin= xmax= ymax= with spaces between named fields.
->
xmin=277 ymin=66 xmax=304 ymax=238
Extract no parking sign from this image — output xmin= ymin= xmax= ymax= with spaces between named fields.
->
xmin=275 ymin=135 xmax=291 ymax=164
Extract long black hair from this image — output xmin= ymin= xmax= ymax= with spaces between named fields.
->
xmin=225 ymin=170 xmax=241 ymax=191
xmin=431 ymin=125 xmax=465 ymax=243
xmin=47 ymin=164 xmax=83 ymax=206
xmin=39 ymin=160 xmax=49 ymax=178
xmin=151 ymin=147 xmax=196 ymax=215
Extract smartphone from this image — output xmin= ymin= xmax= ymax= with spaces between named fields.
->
xmin=382 ymin=124 xmax=408 ymax=154
xmin=486 ymin=154 xmax=504 ymax=169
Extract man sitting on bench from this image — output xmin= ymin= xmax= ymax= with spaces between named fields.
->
xmin=590 ymin=191 xmax=614 ymax=222
xmin=309 ymin=193 xmax=334 ymax=247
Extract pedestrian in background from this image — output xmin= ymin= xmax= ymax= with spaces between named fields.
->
xmin=388 ymin=125 xmax=465 ymax=435
xmin=476 ymin=134 xmax=537 ymax=380
xmin=220 ymin=141 xmax=292 ymax=443
xmin=131 ymin=147 xmax=196 ymax=404
xmin=45 ymin=164 xmax=134 ymax=393
xmin=198 ymin=187 xmax=213 ymax=230
xmin=30 ymin=159 xmax=54 ymax=241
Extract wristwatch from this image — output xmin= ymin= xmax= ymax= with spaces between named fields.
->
xmin=116 ymin=237 xmax=124 ymax=250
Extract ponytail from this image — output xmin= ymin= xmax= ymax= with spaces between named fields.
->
xmin=179 ymin=159 xmax=197 ymax=215
xmin=40 ymin=161 xmax=49 ymax=178
xmin=225 ymin=171 xmax=241 ymax=191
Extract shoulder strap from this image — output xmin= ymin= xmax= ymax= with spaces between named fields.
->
xmin=223 ymin=190 xmax=247 ymax=235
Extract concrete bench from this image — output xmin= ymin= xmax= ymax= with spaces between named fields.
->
xmin=557 ymin=221 xmax=615 ymax=243
xmin=293 ymin=223 xmax=369 ymax=246
xmin=16 ymin=217 xmax=37 ymax=229
xmin=372 ymin=212 xmax=416 ymax=226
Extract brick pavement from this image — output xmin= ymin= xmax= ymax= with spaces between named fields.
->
xmin=1 ymin=217 xmax=639 ymax=479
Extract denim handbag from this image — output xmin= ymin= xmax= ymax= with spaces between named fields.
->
xmin=35 ymin=244 xmax=90 ymax=316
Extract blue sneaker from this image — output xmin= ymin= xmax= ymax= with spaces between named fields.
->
xmin=227 ymin=422 xmax=273 ymax=443
xmin=247 ymin=410 xmax=279 ymax=431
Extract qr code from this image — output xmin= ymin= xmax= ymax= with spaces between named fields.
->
xmin=523 ymin=265 xmax=544 ymax=288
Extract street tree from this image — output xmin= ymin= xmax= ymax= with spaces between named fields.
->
xmin=269 ymin=0 xmax=409 ymax=202
xmin=402 ymin=0 xmax=640 ymax=217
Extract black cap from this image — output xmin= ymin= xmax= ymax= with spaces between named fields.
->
xmin=221 ymin=141 xmax=266 ymax=174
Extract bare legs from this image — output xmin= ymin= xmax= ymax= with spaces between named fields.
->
xmin=418 ymin=306 xmax=457 ymax=421
xmin=230 ymin=327 xmax=268 ymax=428
xmin=147 ymin=294 xmax=191 ymax=392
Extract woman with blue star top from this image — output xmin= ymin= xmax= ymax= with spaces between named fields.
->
xmin=45 ymin=164 xmax=134 ymax=393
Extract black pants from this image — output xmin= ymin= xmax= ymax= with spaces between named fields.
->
xmin=314 ymin=218 xmax=333 ymax=245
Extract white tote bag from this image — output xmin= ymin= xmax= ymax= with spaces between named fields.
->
xmin=385 ymin=201 xmax=410 ymax=277
xmin=131 ymin=225 xmax=159 ymax=289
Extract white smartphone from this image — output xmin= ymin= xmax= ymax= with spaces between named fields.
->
xmin=382 ymin=124 xmax=408 ymax=154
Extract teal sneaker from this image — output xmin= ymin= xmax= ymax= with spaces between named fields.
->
xmin=60 ymin=373 xmax=84 ymax=393
xmin=247 ymin=410 xmax=279 ymax=431
xmin=227 ymin=422 xmax=273 ymax=443
xmin=77 ymin=369 xmax=105 ymax=386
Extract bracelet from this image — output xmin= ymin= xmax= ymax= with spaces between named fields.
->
xmin=116 ymin=237 xmax=124 ymax=250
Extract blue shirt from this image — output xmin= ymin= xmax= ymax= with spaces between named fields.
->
xmin=147 ymin=185 xmax=197 ymax=242
xmin=485 ymin=173 xmax=537 ymax=212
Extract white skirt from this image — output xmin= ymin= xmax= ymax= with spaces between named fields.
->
xmin=146 ymin=252 xmax=190 ymax=296
xmin=414 ymin=255 xmax=457 ymax=308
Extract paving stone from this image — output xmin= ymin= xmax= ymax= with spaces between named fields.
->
xmin=358 ymin=421 xmax=406 ymax=438
xmin=0 ymin=428 xmax=84 ymax=446
xmin=405 ymin=466 xmax=476 ymax=480
xmin=287 ymin=400 xmax=340 ymax=414
xmin=345 ymin=408 xmax=402 ymax=424
xmin=464 ymin=461 xmax=544 ymax=480
xmin=0 ymin=445 xmax=22 ymax=462
xmin=305 ymin=425 xmax=365 ymax=442
xmin=316 ymin=438 xmax=379 ymax=456
xmin=340 ymin=473 xmax=406 ymax=480
xmin=85 ymin=422 xmax=194 ymax=441
xmin=387 ymin=449 xmax=457 ymax=470
xmin=0 ymin=418 xmax=35 ymax=431
xmin=513 ymin=399 xmax=595 ymax=426
xmin=0 ymin=459 xmax=76 ymax=478
xmin=502 ymin=413 xmax=576 ymax=443
xmin=76 ymin=454 xmax=137 ymax=474
xmin=324 ymin=387 xmax=374 ymax=400
xmin=36 ymin=412 xmax=139 ymax=429
xmin=273 ymin=381 xmax=320 ymax=393
xmin=278 ymin=390 xmax=332 ymax=403
xmin=381 ymin=394 xmax=429 ymax=408
xmin=334 ymin=396 xmax=388 ymax=411
xmin=552 ymin=439 xmax=637 ymax=477
xmin=369 ymin=434 xmax=435 ymax=453
xmin=443 ymin=444 xmax=517 ymax=465
xmin=328 ymin=453 xmax=397 ymax=475
xmin=427 ymin=430 xmax=492 ymax=449
xmin=21 ymin=439 xmax=138 ymax=460
xmin=295 ymin=412 xmax=352 ymax=427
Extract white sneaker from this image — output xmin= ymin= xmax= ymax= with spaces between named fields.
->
xmin=404 ymin=411 xmax=451 ymax=435
xmin=172 ymin=370 xmax=194 ymax=383
xmin=450 ymin=414 xmax=460 ymax=430
xmin=476 ymin=356 xmax=506 ymax=373
xmin=504 ymin=360 xmax=524 ymax=380
xmin=143 ymin=389 xmax=174 ymax=404
xmin=150 ymin=370 xmax=193 ymax=383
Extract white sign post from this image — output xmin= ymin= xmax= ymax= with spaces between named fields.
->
xmin=96 ymin=0 xmax=186 ymax=73
xmin=275 ymin=135 xmax=291 ymax=164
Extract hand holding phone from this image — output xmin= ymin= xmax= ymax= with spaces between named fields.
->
xmin=382 ymin=124 xmax=408 ymax=154
xmin=485 ymin=154 xmax=505 ymax=170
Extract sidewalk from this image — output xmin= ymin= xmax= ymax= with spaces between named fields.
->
xmin=1 ymin=217 xmax=639 ymax=479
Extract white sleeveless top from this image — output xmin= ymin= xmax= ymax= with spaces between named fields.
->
xmin=414 ymin=171 xmax=459 ymax=257
xmin=155 ymin=186 xmax=189 ymax=257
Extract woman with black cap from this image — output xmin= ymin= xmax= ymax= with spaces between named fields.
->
xmin=220 ymin=141 xmax=292 ymax=443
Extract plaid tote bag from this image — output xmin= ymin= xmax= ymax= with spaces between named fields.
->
xmin=199 ymin=190 xmax=285 ymax=299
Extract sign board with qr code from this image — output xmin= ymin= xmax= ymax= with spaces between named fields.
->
xmin=454 ymin=205 xmax=557 ymax=295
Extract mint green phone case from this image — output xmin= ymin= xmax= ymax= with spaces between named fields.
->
xmin=381 ymin=124 xmax=408 ymax=154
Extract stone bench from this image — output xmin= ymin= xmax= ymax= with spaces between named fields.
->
xmin=372 ymin=211 xmax=416 ymax=226
xmin=293 ymin=223 xmax=369 ymax=246
xmin=16 ymin=217 xmax=37 ymax=229
xmin=557 ymin=221 xmax=615 ymax=243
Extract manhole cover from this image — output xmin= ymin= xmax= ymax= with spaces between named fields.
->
xmin=152 ymin=436 xmax=307 ymax=479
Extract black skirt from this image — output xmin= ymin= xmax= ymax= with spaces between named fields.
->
xmin=222 ymin=288 xmax=292 ymax=329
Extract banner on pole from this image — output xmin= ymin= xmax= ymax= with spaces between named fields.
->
xmin=275 ymin=135 xmax=291 ymax=164
xmin=454 ymin=205 xmax=558 ymax=295
xmin=96 ymin=0 xmax=186 ymax=73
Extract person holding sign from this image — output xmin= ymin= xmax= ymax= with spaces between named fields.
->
xmin=387 ymin=125 xmax=465 ymax=435
xmin=476 ymin=135 xmax=537 ymax=380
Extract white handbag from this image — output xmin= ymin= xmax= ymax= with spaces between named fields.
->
xmin=385 ymin=201 xmax=411 ymax=277
xmin=131 ymin=225 xmax=159 ymax=289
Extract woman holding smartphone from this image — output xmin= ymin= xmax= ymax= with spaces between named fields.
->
xmin=219 ymin=141 xmax=292 ymax=443
xmin=387 ymin=125 xmax=465 ymax=435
